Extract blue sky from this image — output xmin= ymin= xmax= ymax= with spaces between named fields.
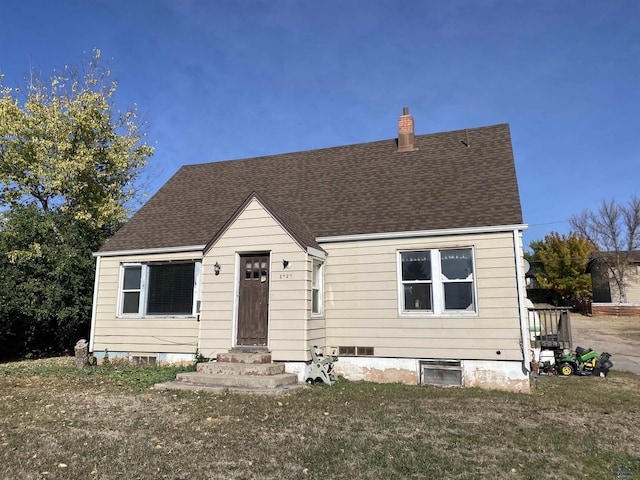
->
xmin=1 ymin=1 xmax=638 ymax=249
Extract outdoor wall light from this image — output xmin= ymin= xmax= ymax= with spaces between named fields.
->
xmin=214 ymin=262 xmax=221 ymax=275
xmin=282 ymin=259 xmax=289 ymax=270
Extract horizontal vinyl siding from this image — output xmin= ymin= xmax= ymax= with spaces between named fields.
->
xmin=199 ymin=198 xmax=311 ymax=361
xmin=322 ymin=231 xmax=524 ymax=361
xmin=627 ymin=278 xmax=640 ymax=303
xmin=92 ymin=251 xmax=202 ymax=355
xmin=611 ymin=272 xmax=640 ymax=303
xmin=308 ymin=318 xmax=326 ymax=346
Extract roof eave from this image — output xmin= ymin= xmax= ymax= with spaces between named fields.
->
xmin=93 ymin=245 xmax=207 ymax=258
xmin=316 ymin=224 xmax=528 ymax=243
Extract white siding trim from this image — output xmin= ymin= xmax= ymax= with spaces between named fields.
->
xmin=89 ymin=255 xmax=101 ymax=352
xmin=317 ymin=224 xmax=528 ymax=243
xmin=267 ymin=251 xmax=273 ymax=346
xmin=231 ymin=253 xmax=241 ymax=347
xmin=192 ymin=262 xmax=202 ymax=320
xmin=513 ymin=229 xmax=531 ymax=372
xmin=94 ymin=245 xmax=206 ymax=257
xmin=307 ymin=246 xmax=327 ymax=259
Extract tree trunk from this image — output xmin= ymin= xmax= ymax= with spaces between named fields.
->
xmin=74 ymin=339 xmax=90 ymax=369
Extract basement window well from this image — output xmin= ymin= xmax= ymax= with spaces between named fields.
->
xmin=420 ymin=360 xmax=463 ymax=387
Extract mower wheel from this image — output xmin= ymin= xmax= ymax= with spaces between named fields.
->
xmin=559 ymin=362 xmax=575 ymax=376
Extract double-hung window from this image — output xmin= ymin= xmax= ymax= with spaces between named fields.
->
xmin=312 ymin=260 xmax=324 ymax=315
xmin=399 ymin=248 xmax=476 ymax=315
xmin=121 ymin=266 xmax=143 ymax=314
xmin=119 ymin=262 xmax=200 ymax=317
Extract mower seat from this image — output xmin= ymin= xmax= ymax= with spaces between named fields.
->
xmin=575 ymin=346 xmax=589 ymax=357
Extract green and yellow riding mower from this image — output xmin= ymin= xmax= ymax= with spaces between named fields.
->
xmin=556 ymin=347 xmax=613 ymax=377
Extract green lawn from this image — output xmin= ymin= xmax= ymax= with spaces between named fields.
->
xmin=1 ymin=357 xmax=638 ymax=479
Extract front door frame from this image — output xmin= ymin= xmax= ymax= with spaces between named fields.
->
xmin=233 ymin=252 xmax=271 ymax=347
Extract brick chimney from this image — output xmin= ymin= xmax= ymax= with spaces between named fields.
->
xmin=397 ymin=107 xmax=415 ymax=152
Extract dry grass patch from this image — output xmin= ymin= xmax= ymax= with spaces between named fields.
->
xmin=1 ymin=357 xmax=639 ymax=479
xmin=579 ymin=314 xmax=640 ymax=337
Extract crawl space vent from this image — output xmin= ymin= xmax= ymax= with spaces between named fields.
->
xmin=130 ymin=354 xmax=158 ymax=366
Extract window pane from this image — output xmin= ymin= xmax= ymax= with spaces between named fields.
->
xmin=123 ymin=266 xmax=141 ymax=290
xmin=312 ymin=262 xmax=321 ymax=287
xmin=312 ymin=289 xmax=319 ymax=313
xmin=404 ymin=283 xmax=432 ymax=310
xmin=147 ymin=263 xmax=195 ymax=315
xmin=122 ymin=292 xmax=140 ymax=314
xmin=312 ymin=261 xmax=322 ymax=314
xmin=441 ymin=249 xmax=473 ymax=280
xmin=401 ymin=252 xmax=431 ymax=281
xmin=444 ymin=282 xmax=473 ymax=310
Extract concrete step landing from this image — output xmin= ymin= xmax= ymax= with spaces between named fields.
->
xmin=173 ymin=372 xmax=298 ymax=389
xmin=197 ymin=361 xmax=285 ymax=376
xmin=154 ymin=350 xmax=301 ymax=394
xmin=216 ymin=351 xmax=272 ymax=364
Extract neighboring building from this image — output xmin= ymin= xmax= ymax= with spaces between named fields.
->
xmin=90 ymin=108 xmax=532 ymax=392
xmin=524 ymin=263 xmax=556 ymax=305
xmin=589 ymin=252 xmax=640 ymax=316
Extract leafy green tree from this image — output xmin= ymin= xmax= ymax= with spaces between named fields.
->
xmin=0 ymin=206 xmax=99 ymax=357
xmin=527 ymin=232 xmax=595 ymax=303
xmin=0 ymin=51 xmax=153 ymax=358
xmin=524 ymin=239 xmax=544 ymax=284
xmin=0 ymin=49 xmax=152 ymax=226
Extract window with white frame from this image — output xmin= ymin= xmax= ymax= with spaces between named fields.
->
xmin=119 ymin=262 xmax=200 ymax=316
xmin=399 ymin=248 xmax=476 ymax=315
xmin=312 ymin=260 xmax=323 ymax=315
xmin=121 ymin=265 xmax=142 ymax=314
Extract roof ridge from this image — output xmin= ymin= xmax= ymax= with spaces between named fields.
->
xmin=180 ymin=123 xmax=510 ymax=169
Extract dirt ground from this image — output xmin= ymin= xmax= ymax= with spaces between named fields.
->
xmin=570 ymin=314 xmax=640 ymax=374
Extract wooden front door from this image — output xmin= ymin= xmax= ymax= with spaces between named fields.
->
xmin=237 ymin=254 xmax=270 ymax=346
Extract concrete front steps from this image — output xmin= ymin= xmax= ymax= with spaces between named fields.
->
xmin=155 ymin=350 xmax=301 ymax=394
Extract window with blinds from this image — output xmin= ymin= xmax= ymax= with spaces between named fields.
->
xmin=119 ymin=262 xmax=199 ymax=317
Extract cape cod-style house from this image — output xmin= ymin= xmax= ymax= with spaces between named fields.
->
xmin=89 ymin=108 xmax=532 ymax=392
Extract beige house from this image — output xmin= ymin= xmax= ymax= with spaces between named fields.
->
xmin=90 ymin=108 xmax=531 ymax=392
xmin=590 ymin=252 xmax=640 ymax=316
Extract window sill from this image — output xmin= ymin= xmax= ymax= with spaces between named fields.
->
xmin=400 ymin=311 xmax=478 ymax=318
xmin=117 ymin=315 xmax=198 ymax=319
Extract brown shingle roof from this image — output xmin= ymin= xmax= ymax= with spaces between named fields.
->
xmin=100 ymin=123 xmax=523 ymax=252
